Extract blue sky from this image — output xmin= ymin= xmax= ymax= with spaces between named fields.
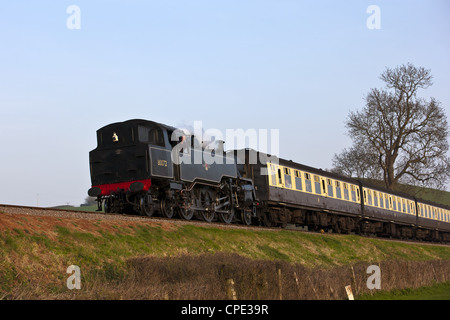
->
xmin=1 ymin=1 xmax=449 ymax=207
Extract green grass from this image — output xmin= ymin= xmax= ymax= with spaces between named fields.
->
xmin=52 ymin=205 xmax=100 ymax=212
xmin=1 ymin=215 xmax=450 ymax=299
xmin=359 ymin=282 xmax=450 ymax=300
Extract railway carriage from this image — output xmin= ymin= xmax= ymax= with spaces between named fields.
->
xmin=232 ymin=148 xmax=450 ymax=241
xmin=416 ymin=199 xmax=450 ymax=241
xmin=233 ymin=149 xmax=362 ymax=232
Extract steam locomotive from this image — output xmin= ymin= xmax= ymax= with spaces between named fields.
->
xmin=88 ymin=119 xmax=450 ymax=242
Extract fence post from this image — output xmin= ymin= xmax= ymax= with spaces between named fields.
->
xmin=227 ymin=278 xmax=237 ymax=300
xmin=345 ymin=285 xmax=354 ymax=300
xmin=293 ymin=272 xmax=301 ymax=299
xmin=277 ymin=268 xmax=283 ymax=300
xmin=350 ymin=266 xmax=357 ymax=296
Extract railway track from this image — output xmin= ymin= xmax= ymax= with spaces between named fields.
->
xmin=0 ymin=203 xmax=448 ymax=247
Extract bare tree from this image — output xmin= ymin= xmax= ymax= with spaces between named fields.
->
xmin=331 ymin=144 xmax=382 ymax=180
xmin=82 ymin=196 xmax=97 ymax=206
xmin=333 ymin=63 xmax=450 ymax=190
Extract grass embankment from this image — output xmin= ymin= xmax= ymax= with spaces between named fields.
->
xmin=1 ymin=211 xmax=449 ymax=299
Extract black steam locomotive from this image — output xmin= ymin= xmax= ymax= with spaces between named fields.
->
xmin=88 ymin=119 xmax=450 ymax=242
xmin=88 ymin=119 xmax=255 ymax=224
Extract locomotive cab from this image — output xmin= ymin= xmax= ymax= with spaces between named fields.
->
xmin=88 ymin=119 xmax=176 ymax=213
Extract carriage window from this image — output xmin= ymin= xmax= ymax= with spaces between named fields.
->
xmin=374 ymin=191 xmax=378 ymax=207
xmin=314 ymin=176 xmax=321 ymax=194
xmin=327 ymin=179 xmax=334 ymax=197
xmin=350 ymin=185 xmax=357 ymax=202
xmin=304 ymin=173 xmax=312 ymax=192
xmin=335 ymin=181 xmax=342 ymax=199
xmin=284 ymin=168 xmax=292 ymax=189
xmin=379 ymin=193 xmax=384 ymax=208
xmin=393 ymin=197 xmax=397 ymax=211
xmin=269 ymin=164 xmax=277 ymax=186
xmin=367 ymin=190 xmax=372 ymax=206
xmin=343 ymin=183 xmax=349 ymax=200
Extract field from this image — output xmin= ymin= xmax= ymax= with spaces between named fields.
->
xmin=359 ymin=282 xmax=450 ymax=300
xmin=0 ymin=207 xmax=450 ymax=300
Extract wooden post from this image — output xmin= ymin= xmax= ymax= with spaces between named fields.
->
xmin=350 ymin=266 xmax=357 ymax=295
xmin=345 ymin=285 xmax=354 ymax=300
xmin=227 ymin=278 xmax=237 ymax=300
xmin=277 ymin=269 xmax=283 ymax=300
xmin=293 ymin=272 xmax=301 ymax=299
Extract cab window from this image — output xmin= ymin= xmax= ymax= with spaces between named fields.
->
xmin=138 ymin=125 xmax=165 ymax=147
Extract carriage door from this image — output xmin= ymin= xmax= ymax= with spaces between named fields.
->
xmin=277 ymin=168 xmax=284 ymax=188
xmin=321 ymin=178 xmax=327 ymax=196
